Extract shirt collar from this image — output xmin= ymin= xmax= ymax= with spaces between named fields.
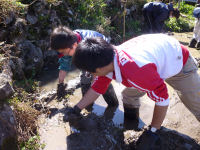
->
xmin=114 ymin=53 xmax=122 ymax=83
xmin=105 ymin=50 xmax=122 ymax=83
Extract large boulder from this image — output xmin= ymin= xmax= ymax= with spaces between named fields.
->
xmin=17 ymin=40 xmax=44 ymax=77
xmin=0 ymin=104 xmax=17 ymax=150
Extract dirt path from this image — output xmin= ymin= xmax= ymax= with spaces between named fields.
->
xmin=38 ymin=32 xmax=200 ymax=150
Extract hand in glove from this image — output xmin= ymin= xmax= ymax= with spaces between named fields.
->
xmin=136 ymin=127 xmax=160 ymax=150
xmin=57 ymin=83 xmax=67 ymax=99
xmin=64 ymin=106 xmax=98 ymax=130
xmin=63 ymin=105 xmax=82 ymax=122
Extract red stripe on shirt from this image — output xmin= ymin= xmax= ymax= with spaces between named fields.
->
xmin=181 ymin=44 xmax=189 ymax=66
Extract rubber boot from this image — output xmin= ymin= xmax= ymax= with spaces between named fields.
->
xmin=124 ymin=106 xmax=139 ymax=120
xmin=103 ymin=105 xmax=118 ymax=121
xmin=123 ymin=104 xmax=139 ymax=130
xmin=102 ymin=84 xmax=119 ymax=107
xmin=188 ymin=38 xmax=197 ymax=48
xmin=197 ymin=42 xmax=200 ymax=50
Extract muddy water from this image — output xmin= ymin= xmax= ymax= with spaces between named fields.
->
xmin=38 ymin=67 xmax=80 ymax=92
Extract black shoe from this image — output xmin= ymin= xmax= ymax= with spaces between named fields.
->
xmin=197 ymin=42 xmax=200 ymax=50
xmin=188 ymin=38 xmax=197 ymax=48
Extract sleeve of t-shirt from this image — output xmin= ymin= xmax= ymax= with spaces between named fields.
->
xmin=91 ymin=76 xmax=112 ymax=94
xmin=123 ymin=62 xmax=169 ymax=106
xmin=58 ymin=56 xmax=72 ymax=72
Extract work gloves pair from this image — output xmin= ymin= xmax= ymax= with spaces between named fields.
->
xmin=136 ymin=126 xmax=161 ymax=150
xmin=57 ymin=83 xmax=67 ymax=99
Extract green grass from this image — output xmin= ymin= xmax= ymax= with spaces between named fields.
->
xmin=20 ymin=135 xmax=45 ymax=150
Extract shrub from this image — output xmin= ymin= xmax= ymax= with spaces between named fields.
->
xmin=176 ymin=2 xmax=195 ymax=15
xmin=165 ymin=2 xmax=195 ymax=32
xmin=165 ymin=17 xmax=194 ymax=32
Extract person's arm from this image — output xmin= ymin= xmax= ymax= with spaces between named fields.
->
xmin=76 ymin=88 xmax=100 ymax=109
xmin=58 ymin=56 xmax=72 ymax=83
xmin=58 ymin=70 xmax=67 ymax=83
xmin=76 ymin=75 xmax=112 ymax=110
xmin=57 ymin=56 xmax=72 ymax=98
xmin=151 ymin=105 xmax=168 ymax=129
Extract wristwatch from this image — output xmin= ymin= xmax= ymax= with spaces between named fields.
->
xmin=150 ymin=127 xmax=157 ymax=133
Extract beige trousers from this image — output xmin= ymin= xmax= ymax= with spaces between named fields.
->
xmin=122 ymin=55 xmax=200 ymax=121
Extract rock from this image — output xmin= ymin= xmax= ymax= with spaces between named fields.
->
xmin=43 ymin=50 xmax=58 ymax=67
xmin=0 ymin=62 xmax=14 ymax=100
xmin=68 ymin=17 xmax=72 ymax=22
xmin=32 ymin=1 xmax=47 ymax=14
xmin=50 ymin=10 xmax=61 ymax=27
xmin=68 ymin=10 xmax=73 ymax=16
xmin=8 ymin=57 xmax=25 ymax=80
xmin=26 ymin=14 xmax=38 ymax=25
xmin=37 ymin=40 xmax=49 ymax=51
xmin=130 ymin=6 xmax=136 ymax=12
xmin=17 ymin=40 xmax=44 ymax=77
xmin=126 ymin=8 xmax=131 ymax=15
xmin=9 ymin=18 xmax=27 ymax=43
xmin=0 ymin=104 xmax=17 ymax=149
xmin=0 ymin=30 xmax=8 ymax=42
xmin=0 ymin=82 xmax=14 ymax=101
xmin=4 ymin=12 xmax=15 ymax=25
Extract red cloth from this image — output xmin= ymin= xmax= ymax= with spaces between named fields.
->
xmin=76 ymin=33 xmax=82 ymax=43
xmin=181 ymin=44 xmax=189 ymax=66
xmin=58 ymin=53 xmax=64 ymax=58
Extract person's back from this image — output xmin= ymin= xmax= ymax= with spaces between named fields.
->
xmin=143 ymin=2 xmax=169 ymax=14
xmin=116 ymin=34 xmax=187 ymax=79
xmin=74 ymin=29 xmax=109 ymax=42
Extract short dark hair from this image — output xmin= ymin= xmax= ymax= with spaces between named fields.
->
xmin=72 ymin=37 xmax=114 ymax=73
xmin=50 ymin=26 xmax=78 ymax=50
xmin=172 ymin=8 xmax=180 ymax=19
